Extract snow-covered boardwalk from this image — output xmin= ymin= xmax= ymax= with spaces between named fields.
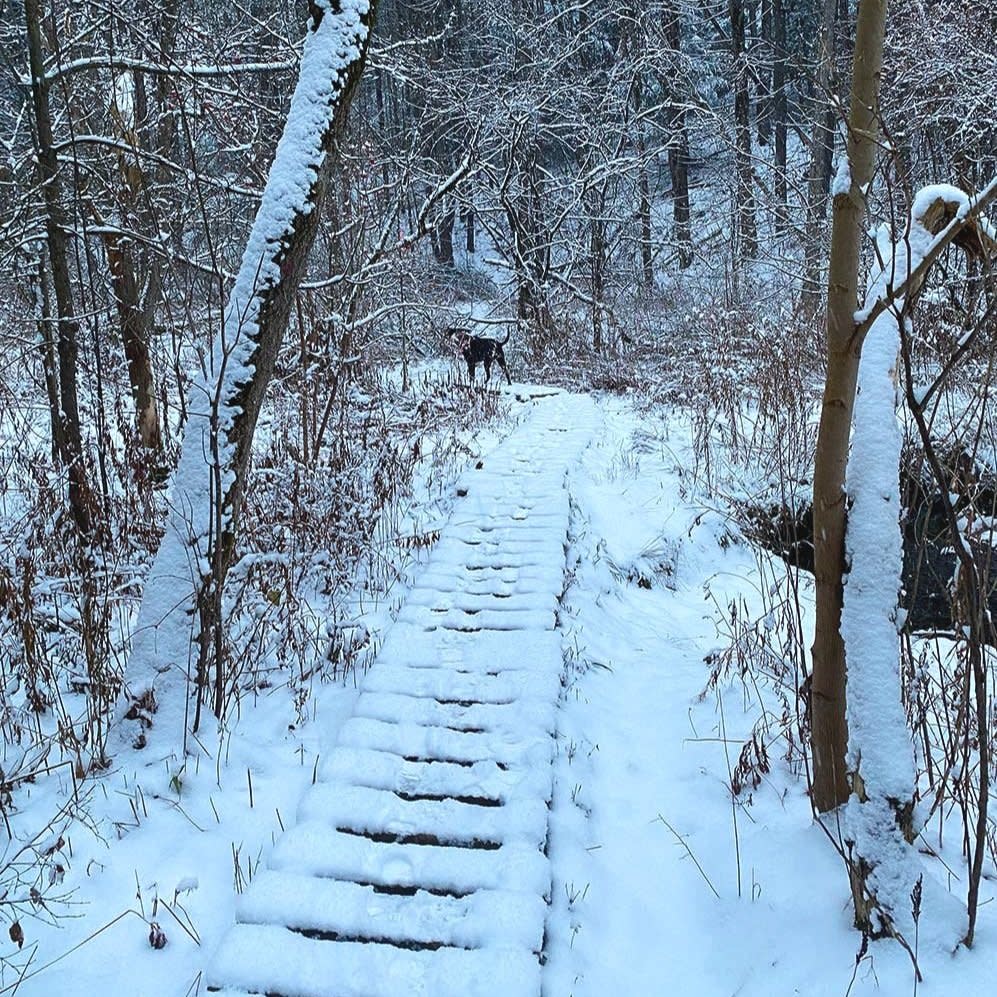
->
xmin=207 ymin=391 xmax=597 ymax=997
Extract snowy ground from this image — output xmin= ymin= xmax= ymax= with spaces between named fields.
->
xmin=545 ymin=397 xmax=995 ymax=997
xmin=4 ymin=389 xmax=995 ymax=996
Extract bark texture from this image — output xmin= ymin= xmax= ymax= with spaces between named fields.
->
xmin=730 ymin=0 xmax=757 ymax=260
xmin=810 ymin=0 xmax=888 ymax=814
xmin=127 ymin=0 xmax=378 ymax=731
xmin=802 ymin=0 xmax=837 ymax=311
xmin=25 ymin=0 xmax=94 ymax=537
xmin=664 ymin=3 xmax=692 ymax=267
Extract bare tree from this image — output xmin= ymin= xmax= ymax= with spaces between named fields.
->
xmin=127 ymin=0 xmax=377 ymax=729
xmin=730 ymin=0 xmax=756 ymax=260
xmin=663 ymin=2 xmax=693 ymax=267
xmin=24 ymin=0 xmax=94 ymax=537
xmin=811 ymin=0 xmax=888 ymax=815
xmin=802 ymin=0 xmax=837 ymax=311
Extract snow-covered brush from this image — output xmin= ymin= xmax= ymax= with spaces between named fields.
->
xmin=602 ymin=537 xmax=679 ymax=592
xmin=838 ymin=181 xmax=997 ymax=952
xmin=176 ymin=365 xmax=510 ymax=723
xmin=700 ymin=560 xmax=813 ymax=788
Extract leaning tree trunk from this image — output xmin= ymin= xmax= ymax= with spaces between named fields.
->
xmin=25 ymin=0 xmax=93 ymax=537
xmin=127 ymin=0 xmax=377 ymax=734
xmin=810 ymin=0 xmax=888 ymax=814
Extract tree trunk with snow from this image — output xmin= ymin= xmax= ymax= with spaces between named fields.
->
xmin=772 ymin=0 xmax=788 ymax=232
xmin=25 ymin=0 xmax=94 ymax=538
xmin=663 ymin=3 xmax=692 ymax=268
xmin=811 ymin=0 xmax=887 ymax=815
xmin=33 ymin=249 xmax=63 ymax=462
xmin=801 ymin=0 xmax=837 ymax=312
xmin=632 ymin=71 xmax=655 ymax=287
xmin=97 ymin=215 xmax=162 ymax=452
xmin=504 ymin=155 xmax=554 ymax=349
xmin=730 ymin=0 xmax=756 ymax=260
xmin=431 ymin=206 xmax=457 ymax=266
xmin=97 ymin=62 xmax=174 ymax=454
xmin=757 ymin=0 xmax=773 ymax=146
xmin=842 ymin=182 xmax=996 ymax=944
xmin=127 ymin=0 xmax=376 ymax=733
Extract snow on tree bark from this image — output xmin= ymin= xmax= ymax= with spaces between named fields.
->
xmin=841 ymin=181 xmax=997 ymax=942
xmin=810 ymin=0 xmax=887 ymax=816
xmin=125 ymin=0 xmax=375 ymax=734
xmin=840 ymin=226 xmax=917 ymax=941
xmin=25 ymin=0 xmax=95 ymax=538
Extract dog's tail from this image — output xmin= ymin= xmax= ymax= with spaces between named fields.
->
xmin=499 ymin=329 xmax=511 ymax=345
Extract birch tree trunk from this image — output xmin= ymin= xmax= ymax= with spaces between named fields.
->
xmin=810 ymin=0 xmax=888 ymax=814
xmin=127 ymin=0 xmax=377 ymax=733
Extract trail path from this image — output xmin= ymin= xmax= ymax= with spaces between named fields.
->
xmin=207 ymin=389 xmax=599 ymax=997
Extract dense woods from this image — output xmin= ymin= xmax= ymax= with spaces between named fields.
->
xmin=0 ymin=0 xmax=995 ymax=991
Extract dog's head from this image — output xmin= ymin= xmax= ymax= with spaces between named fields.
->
xmin=445 ymin=326 xmax=473 ymax=352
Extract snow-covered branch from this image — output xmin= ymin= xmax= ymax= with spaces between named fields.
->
xmin=840 ymin=182 xmax=993 ymax=943
xmin=852 ymin=176 xmax=997 ymax=342
xmin=23 ymin=55 xmax=300 ymax=88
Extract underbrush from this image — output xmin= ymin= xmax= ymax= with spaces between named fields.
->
xmin=0 ymin=361 xmax=505 ymax=958
xmin=655 ymin=298 xmax=997 ymax=956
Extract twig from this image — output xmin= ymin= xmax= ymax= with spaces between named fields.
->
xmin=654 ymin=813 xmax=721 ymax=900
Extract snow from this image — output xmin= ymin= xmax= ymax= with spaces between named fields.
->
xmin=126 ymin=0 xmax=371 ymax=740
xmin=211 ymin=925 xmax=541 ymax=997
xmin=911 ymin=183 xmax=971 ymax=223
xmin=841 ymin=301 xmax=913 ymax=808
xmin=831 ymin=155 xmax=852 ymax=198
xmin=205 ymin=388 xmax=599 ymax=996
xmin=855 ymin=178 xmax=997 ymax=326
xmin=838 ymin=183 xmax=990 ymax=935
xmin=541 ymin=399 xmax=988 ymax=994
xmin=7 ymin=389 xmax=997 ymax=996
xmin=111 ymin=72 xmax=135 ymax=130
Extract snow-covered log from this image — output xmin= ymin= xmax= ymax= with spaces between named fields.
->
xmin=125 ymin=0 xmax=375 ymax=739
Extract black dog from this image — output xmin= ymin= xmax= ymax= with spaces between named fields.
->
xmin=447 ymin=327 xmax=512 ymax=385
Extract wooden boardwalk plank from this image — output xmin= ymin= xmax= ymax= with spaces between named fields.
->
xmin=206 ymin=392 xmax=599 ymax=996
